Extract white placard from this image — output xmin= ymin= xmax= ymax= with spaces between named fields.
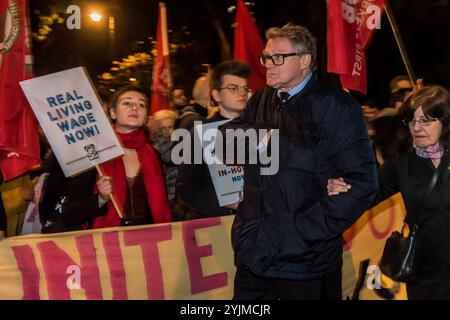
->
xmin=195 ymin=120 xmax=243 ymax=207
xmin=20 ymin=67 xmax=124 ymax=177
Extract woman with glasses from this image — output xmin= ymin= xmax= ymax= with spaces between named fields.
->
xmin=40 ymin=86 xmax=171 ymax=232
xmin=327 ymin=85 xmax=450 ymax=299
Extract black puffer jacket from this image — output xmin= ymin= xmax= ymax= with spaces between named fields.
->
xmin=39 ymin=153 xmax=102 ymax=233
xmin=223 ymin=74 xmax=378 ymax=280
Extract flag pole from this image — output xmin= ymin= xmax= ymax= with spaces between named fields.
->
xmin=160 ymin=2 xmax=172 ymax=89
xmin=95 ymin=164 xmax=124 ymax=219
xmin=150 ymin=2 xmax=172 ymax=114
xmin=384 ymin=2 xmax=416 ymax=84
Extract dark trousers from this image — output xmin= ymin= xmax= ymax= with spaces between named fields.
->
xmin=233 ymin=267 xmax=342 ymax=300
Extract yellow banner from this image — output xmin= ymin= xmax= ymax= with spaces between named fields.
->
xmin=0 ymin=194 xmax=407 ymax=300
xmin=0 ymin=217 xmax=235 ymax=300
xmin=342 ymin=193 xmax=407 ymax=300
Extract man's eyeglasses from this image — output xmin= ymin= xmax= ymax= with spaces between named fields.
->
xmin=402 ymin=117 xmax=439 ymax=127
xmin=219 ymin=85 xmax=250 ymax=94
xmin=259 ymin=52 xmax=302 ymax=66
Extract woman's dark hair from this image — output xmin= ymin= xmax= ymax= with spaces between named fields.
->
xmin=108 ymin=85 xmax=149 ymax=110
xmin=396 ymin=85 xmax=450 ymax=151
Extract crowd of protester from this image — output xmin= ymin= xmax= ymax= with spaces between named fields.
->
xmin=1 ymin=24 xmax=449 ymax=300
xmin=0 ymin=71 xmax=422 ymax=236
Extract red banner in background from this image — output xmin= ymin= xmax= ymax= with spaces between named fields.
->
xmin=0 ymin=0 xmax=40 ymax=180
xmin=327 ymin=0 xmax=385 ymax=94
xmin=233 ymin=0 xmax=266 ymax=92
xmin=0 ymin=1 xmax=7 ymax=15
xmin=150 ymin=2 xmax=172 ymax=115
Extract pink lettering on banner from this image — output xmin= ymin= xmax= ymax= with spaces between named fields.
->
xmin=343 ymin=198 xmax=399 ymax=251
xmin=368 ymin=198 xmax=397 ymax=240
xmin=102 ymin=231 xmax=128 ymax=299
xmin=37 ymin=235 xmax=102 ymax=300
xmin=11 ymin=245 xmax=41 ymax=300
xmin=343 ymin=227 xmax=355 ymax=252
xmin=123 ymin=225 xmax=172 ymax=300
xmin=183 ymin=218 xmax=228 ymax=295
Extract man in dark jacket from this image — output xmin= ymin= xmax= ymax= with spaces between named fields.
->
xmin=176 ymin=60 xmax=250 ymax=219
xmin=223 ymin=24 xmax=378 ymax=300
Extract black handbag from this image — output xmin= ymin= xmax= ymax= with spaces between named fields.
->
xmin=378 ymin=169 xmax=439 ymax=283
xmin=379 ymin=223 xmax=419 ymax=282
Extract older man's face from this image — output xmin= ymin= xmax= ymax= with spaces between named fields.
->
xmin=262 ymin=37 xmax=310 ymax=91
xmin=171 ymin=89 xmax=187 ymax=108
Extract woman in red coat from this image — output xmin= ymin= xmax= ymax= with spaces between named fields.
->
xmin=92 ymin=85 xmax=172 ymax=228
xmin=40 ymin=86 xmax=171 ymax=231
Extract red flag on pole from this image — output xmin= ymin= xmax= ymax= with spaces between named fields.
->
xmin=327 ymin=0 xmax=385 ymax=94
xmin=233 ymin=0 xmax=266 ymax=92
xmin=0 ymin=0 xmax=40 ymax=180
xmin=150 ymin=2 xmax=171 ymax=115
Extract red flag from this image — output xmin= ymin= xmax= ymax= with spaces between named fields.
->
xmin=150 ymin=2 xmax=171 ymax=115
xmin=233 ymin=0 xmax=265 ymax=92
xmin=0 ymin=0 xmax=40 ymax=180
xmin=327 ymin=0 xmax=385 ymax=94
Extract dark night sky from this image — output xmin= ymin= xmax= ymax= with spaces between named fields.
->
xmin=29 ymin=0 xmax=449 ymax=106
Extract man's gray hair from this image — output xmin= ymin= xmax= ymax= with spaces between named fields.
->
xmin=266 ymin=23 xmax=317 ymax=71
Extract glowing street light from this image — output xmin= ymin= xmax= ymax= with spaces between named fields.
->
xmin=89 ymin=12 xmax=102 ymax=22
xmin=87 ymin=7 xmax=116 ymax=60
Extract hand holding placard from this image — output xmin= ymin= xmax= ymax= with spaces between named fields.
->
xmin=95 ymin=165 xmax=124 ymax=219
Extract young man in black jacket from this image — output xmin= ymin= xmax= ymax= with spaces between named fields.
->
xmin=222 ymin=24 xmax=379 ymax=300
xmin=176 ymin=60 xmax=250 ymax=219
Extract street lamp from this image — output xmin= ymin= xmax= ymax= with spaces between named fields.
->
xmin=89 ymin=12 xmax=103 ymax=22
xmin=87 ymin=8 xmax=116 ymax=60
